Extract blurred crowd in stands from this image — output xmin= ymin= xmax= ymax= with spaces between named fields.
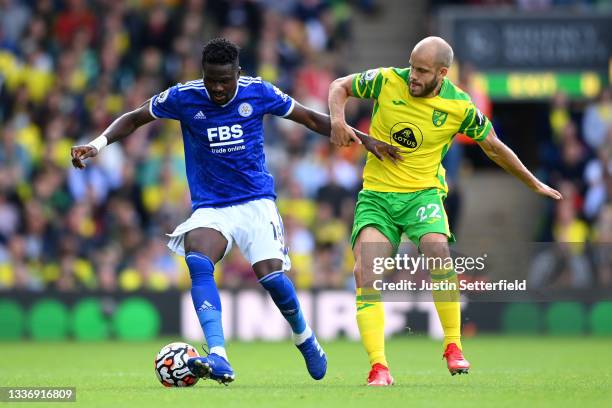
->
xmin=528 ymin=88 xmax=612 ymax=289
xmin=0 ymin=0 xmax=378 ymax=292
xmin=0 ymin=0 xmax=610 ymax=292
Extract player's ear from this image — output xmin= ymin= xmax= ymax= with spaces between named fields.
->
xmin=439 ymin=66 xmax=449 ymax=78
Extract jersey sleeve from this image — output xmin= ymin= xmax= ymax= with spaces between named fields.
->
xmin=351 ymin=68 xmax=385 ymax=99
xmin=149 ymin=84 xmax=181 ymax=120
xmin=261 ymin=81 xmax=295 ymax=117
xmin=458 ymin=102 xmax=492 ymax=141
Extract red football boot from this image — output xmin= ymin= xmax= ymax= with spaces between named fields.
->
xmin=443 ymin=343 xmax=470 ymax=375
xmin=367 ymin=363 xmax=394 ymax=386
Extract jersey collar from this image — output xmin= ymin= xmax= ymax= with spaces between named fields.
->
xmin=220 ymin=86 xmax=239 ymax=108
xmin=202 ymin=84 xmax=239 ymax=108
xmin=403 ymin=67 xmax=450 ymax=99
xmin=437 ymin=78 xmax=449 ymax=98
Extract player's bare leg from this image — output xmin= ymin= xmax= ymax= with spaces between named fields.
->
xmin=254 ymin=259 xmax=327 ymax=380
xmin=354 ymin=227 xmax=395 ymax=386
xmin=184 ymin=228 xmax=235 ymax=384
xmin=184 ymin=227 xmax=228 ymax=263
xmin=420 ymin=233 xmax=470 ymax=375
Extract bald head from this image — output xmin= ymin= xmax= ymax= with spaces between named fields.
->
xmin=408 ymin=36 xmax=453 ymax=97
xmin=412 ymin=36 xmax=454 ymax=68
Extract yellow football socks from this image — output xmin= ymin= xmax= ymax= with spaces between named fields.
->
xmin=431 ymin=269 xmax=462 ymax=350
xmin=356 ymin=288 xmax=388 ymax=367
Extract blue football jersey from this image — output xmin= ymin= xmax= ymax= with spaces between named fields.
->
xmin=149 ymin=76 xmax=295 ymax=210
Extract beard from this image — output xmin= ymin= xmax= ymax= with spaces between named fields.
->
xmin=409 ymin=75 xmax=439 ymax=97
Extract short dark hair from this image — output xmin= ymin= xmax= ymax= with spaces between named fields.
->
xmin=201 ymin=38 xmax=240 ymax=68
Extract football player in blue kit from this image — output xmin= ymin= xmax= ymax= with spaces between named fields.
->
xmin=70 ymin=38 xmax=400 ymax=385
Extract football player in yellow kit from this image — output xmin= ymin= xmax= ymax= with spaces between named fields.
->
xmin=328 ymin=36 xmax=562 ymax=385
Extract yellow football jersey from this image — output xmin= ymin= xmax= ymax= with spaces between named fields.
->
xmin=352 ymin=67 xmax=492 ymax=193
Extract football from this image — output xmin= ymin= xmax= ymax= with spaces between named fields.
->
xmin=154 ymin=342 xmax=200 ymax=387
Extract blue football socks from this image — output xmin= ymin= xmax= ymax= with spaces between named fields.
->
xmin=259 ymin=271 xmax=310 ymax=344
xmin=186 ymin=252 xmax=227 ymax=359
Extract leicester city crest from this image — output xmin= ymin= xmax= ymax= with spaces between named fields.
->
xmin=432 ymin=109 xmax=448 ymax=127
xmin=238 ymin=102 xmax=253 ymax=117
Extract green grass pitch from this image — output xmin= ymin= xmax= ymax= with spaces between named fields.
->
xmin=2 ymin=336 xmax=611 ymax=407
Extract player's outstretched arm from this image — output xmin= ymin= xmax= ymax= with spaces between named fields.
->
xmin=70 ymin=100 xmax=156 ymax=169
xmin=477 ymin=128 xmax=562 ymax=200
xmin=287 ymin=101 xmax=401 ymax=163
xmin=328 ymin=74 xmax=360 ymax=147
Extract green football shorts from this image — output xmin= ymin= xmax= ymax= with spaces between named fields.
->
xmin=351 ymin=188 xmax=456 ymax=248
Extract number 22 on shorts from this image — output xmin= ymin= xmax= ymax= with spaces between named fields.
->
xmin=416 ymin=204 xmax=441 ymax=222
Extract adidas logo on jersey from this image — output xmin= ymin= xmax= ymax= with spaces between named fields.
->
xmin=194 ymin=111 xmax=206 ymax=120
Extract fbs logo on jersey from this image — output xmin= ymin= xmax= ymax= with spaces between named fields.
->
xmin=207 ymin=125 xmax=244 ymax=147
xmin=392 ymin=127 xmax=418 ymax=149
xmin=432 ymin=109 xmax=448 ymax=127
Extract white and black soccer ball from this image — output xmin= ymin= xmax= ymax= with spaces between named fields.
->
xmin=154 ymin=342 xmax=200 ymax=387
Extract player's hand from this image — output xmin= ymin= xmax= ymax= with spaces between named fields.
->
xmin=331 ymin=121 xmax=361 ymax=147
xmin=361 ymin=136 xmax=403 ymax=164
xmin=70 ymin=145 xmax=98 ymax=169
xmin=532 ymin=180 xmax=563 ymax=200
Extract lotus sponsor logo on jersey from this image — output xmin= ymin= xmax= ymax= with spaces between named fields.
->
xmin=207 ymin=124 xmax=246 ymax=154
xmin=432 ymin=109 xmax=448 ymax=127
xmin=393 ymin=128 xmax=418 ymax=148
xmin=390 ymin=122 xmax=423 ymax=152
xmin=238 ymin=102 xmax=253 ymax=117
